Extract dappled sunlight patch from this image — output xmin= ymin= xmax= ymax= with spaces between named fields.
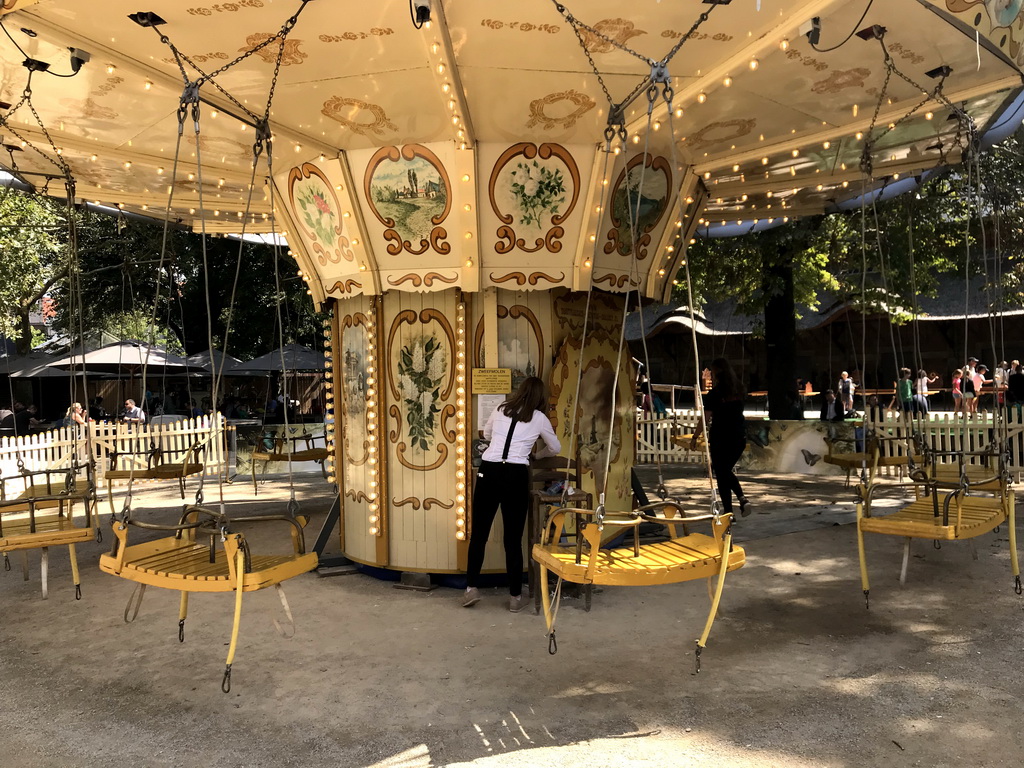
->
xmin=549 ymin=681 xmax=634 ymax=699
xmin=366 ymin=744 xmax=433 ymax=768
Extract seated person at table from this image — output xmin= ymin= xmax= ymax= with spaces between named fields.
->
xmin=121 ymin=399 xmax=146 ymax=424
xmin=820 ymin=389 xmax=850 ymax=422
xmin=0 ymin=403 xmax=13 ymax=431
xmin=13 ymin=403 xmax=41 ymax=435
xmin=88 ymin=396 xmax=107 ymax=421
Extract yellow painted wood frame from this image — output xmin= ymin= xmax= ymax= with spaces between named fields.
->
xmin=99 ymin=506 xmax=318 ymax=690
xmin=1 ymin=467 xmax=97 ymax=599
xmin=533 ymin=502 xmax=744 ymax=667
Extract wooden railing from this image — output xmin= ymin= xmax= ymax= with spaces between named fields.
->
xmin=0 ymin=415 xmax=227 ymax=486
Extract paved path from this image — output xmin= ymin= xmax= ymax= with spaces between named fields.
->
xmin=1 ymin=470 xmax=1021 ymax=767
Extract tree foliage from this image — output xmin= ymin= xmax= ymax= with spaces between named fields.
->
xmin=47 ymin=211 xmax=321 ymax=359
xmin=0 ymin=189 xmax=67 ymax=353
xmin=680 ymin=127 xmax=1024 ymax=327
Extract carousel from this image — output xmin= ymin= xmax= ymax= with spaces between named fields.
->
xmin=1 ymin=0 xmax=1022 ymax=583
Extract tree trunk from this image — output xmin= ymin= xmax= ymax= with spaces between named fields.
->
xmin=15 ymin=311 xmax=32 ymax=355
xmin=764 ymin=252 xmax=798 ymax=420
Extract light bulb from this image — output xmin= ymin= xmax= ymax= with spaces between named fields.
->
xmin=697 ymin=92 xmax=707 ymax=104
xmin=748 ymin=58 xmax=758 ymax=71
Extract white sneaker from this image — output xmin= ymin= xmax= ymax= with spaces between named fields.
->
xmin=509 ymin=594 xmax=526 ymax=613
xmin=463 ymin=587 xmax=481 ymax=607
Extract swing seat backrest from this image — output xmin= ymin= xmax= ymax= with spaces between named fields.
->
xmin=251 ymin=432 xmax=329 ymax=463
xmin=0 ymin=464 xmax=97 ymax=551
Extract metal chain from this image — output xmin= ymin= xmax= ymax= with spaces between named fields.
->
xmin=560 ymin=11 xmax=615 ymax=108
xmin=862 ymin=34 xmax=975 ymax=178
xmin=554 ymin=0 xmax=716 ymax=128
xmin=551 ymin=2 xmax=652 ymax=64
xmin=0 ymin=75 xmax=72 ymax=179
xmin=661 ymin=12 xmax=713 ymax=67
xmin=148 ymin=0 xmax=311 ymax=123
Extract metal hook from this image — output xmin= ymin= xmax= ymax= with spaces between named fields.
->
xmin=548 ymin=631 xmax=558 ymax=655
xmin=221 ymin=664 xmax=232 ymax=693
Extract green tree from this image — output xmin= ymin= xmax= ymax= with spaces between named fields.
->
xmin=0 ymin=189 xmax=68 ymax=354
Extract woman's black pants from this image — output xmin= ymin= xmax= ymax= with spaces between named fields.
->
xmin=466 ymin=460 xmax=529 ymax=596
xmin=709 ymin=438 xmax=746 ymax=514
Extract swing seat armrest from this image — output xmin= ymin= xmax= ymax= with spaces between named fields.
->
xmin=221 ymin=514 xmax=308 ymax=555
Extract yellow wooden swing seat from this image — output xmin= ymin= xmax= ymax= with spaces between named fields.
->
xmin=855 ymin=444 xmax=1021 ymax=603
xmin=250 ymin=432 xmax=329 ymax=494
xmin=533 ymin=501 xmax=744 ymax=668
xmin=104 ymin=440 xmax=206 ymax=513
xmin=99 ymin=505 xmax=318 ymax=691
xmin=823 ymin=433 xmax=922 ymax=487
xmin=1 ymin=464 xmax=98 ymax=599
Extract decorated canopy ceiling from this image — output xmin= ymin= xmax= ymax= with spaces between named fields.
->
xmin=0 ymin=0 xmax=1021 ymax=302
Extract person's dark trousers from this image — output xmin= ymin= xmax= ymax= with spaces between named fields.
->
xmin=466 ymin=460 xmax=530 ymax=596
xmin=709 ymin=439 xmax=745 ymax=514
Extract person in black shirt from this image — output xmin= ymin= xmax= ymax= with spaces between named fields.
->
xmin=691 ymin=358 xmax=750 ymax=517
xmin=88 ymin=396 xmax=107 ymax=422
xmin=1006 ymin=362 xmax=1024 ymax=415
xmin=820 ymin=389 xmax=849 ymax=422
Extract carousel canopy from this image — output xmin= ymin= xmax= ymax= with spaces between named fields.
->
xmin=0 ymin=0 xmax=1021 ymax=302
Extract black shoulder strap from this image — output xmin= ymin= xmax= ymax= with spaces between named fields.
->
xmin=501 ymin=416 xmax=518 ymax=462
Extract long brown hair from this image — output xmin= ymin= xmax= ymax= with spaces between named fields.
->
xmin=710 ymin=358 xmax=744 ymax=400
xmin=501 ymin=376 xmax=548 ymax=421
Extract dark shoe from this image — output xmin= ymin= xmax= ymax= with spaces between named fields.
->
xmin=738 ymin=498 xmax=752 ymax=517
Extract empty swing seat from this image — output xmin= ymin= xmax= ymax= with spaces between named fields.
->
xmin=856 ymin=444 xmax=1020 ymax=601
xmin=1 ymin=464 xmax=98 ymax=598
xmin=533 ymin=526 xmax=745 ymax=586
xmin=824 ymin=433 xmax=921 ymax=486
xmin=250 ymin=432 xmax=329 ymax=493
xmin=99 ymin=505 xmax=318 ymax=691
xmin=532 ymin=501 xmax=744 ymax=667
xmin=104 ymin=439 xmax=206 ymax=508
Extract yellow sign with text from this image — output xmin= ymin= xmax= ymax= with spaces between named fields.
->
xmin=471 ymin=368 xmax=512 ymax=394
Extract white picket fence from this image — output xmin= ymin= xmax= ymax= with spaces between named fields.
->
xmin=635 ymin=408 xmax=1024 ymax=474
xmin=636 ymin=410 xmax=702 ymax=464
xmin=0 ymin=416 xmax=227 ymax=489
xmin=865 ymin=410 xmax=1024 ymax=476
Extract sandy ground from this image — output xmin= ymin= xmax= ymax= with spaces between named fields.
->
xmin=2 ymin=467 xmax=1022 ymax=768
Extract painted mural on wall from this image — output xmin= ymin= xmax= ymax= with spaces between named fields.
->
xmin=604 ymin=153 xmax=670 ymax=260
xmin=396 ymin=335 xmax=447 ymax=451
xmin=488 ymin=143 xmax=580 ymax=253
xmin=550 ymin=333 xmax=635 ymax=509
xmin=287 ymin=163 xmax=354 ymax=265
xmin=387 ymin=308 xmax=456 ymax=471
xmin=340 ymin=316 xmax=370 ymax=470
xmin=364 ymin=144 xmax=451 ymax=255
xmin=473 ymin=303 xmax=546 ymax=387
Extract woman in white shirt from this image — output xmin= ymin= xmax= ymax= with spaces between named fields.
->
xmin=913 ymin=369 xmax=938 ymax=414
xmin=464 ymin=376 xmax=560 ymax=612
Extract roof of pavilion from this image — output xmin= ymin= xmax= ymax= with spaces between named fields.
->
xmin=1 ymin=1 xmax=1022 ymax=302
